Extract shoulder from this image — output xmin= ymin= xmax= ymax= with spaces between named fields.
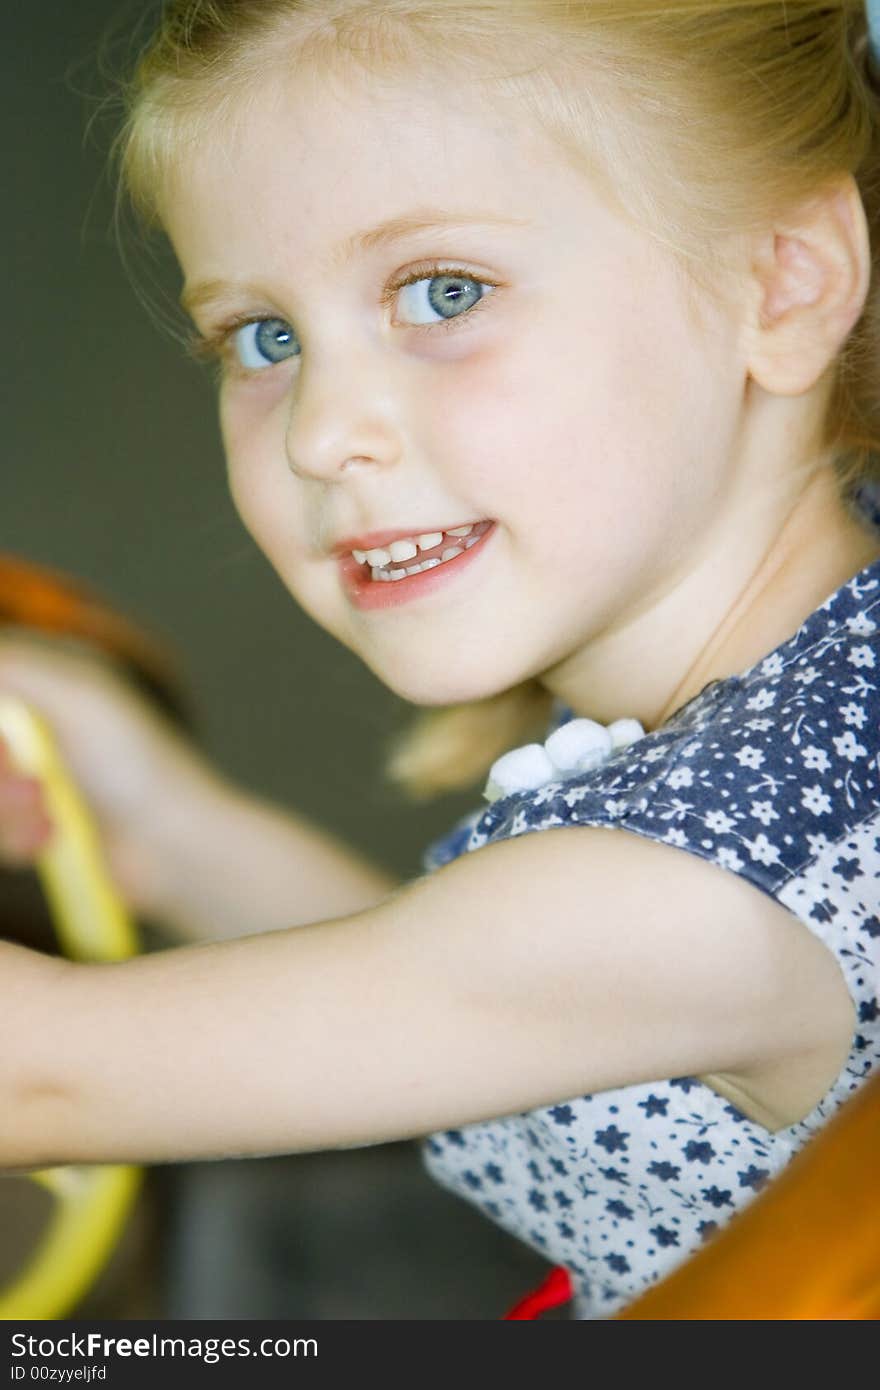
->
xmin=446 ymin=585 xmax=880 ymax=910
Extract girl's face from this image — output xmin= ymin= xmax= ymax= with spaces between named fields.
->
xmin=165 ymin=63 xmax=747 ymax=710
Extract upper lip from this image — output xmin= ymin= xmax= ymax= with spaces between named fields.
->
xmin=331 ymin=523 xmax=485 ymax=556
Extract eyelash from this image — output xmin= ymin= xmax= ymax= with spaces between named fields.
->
xmin=187 ymin=263 xmax=500 ymax=370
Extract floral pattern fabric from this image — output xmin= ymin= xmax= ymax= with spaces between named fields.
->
xmin=418 ymin=549 xmax=880 ymax=1318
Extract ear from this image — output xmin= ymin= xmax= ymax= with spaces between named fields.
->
xmin=745 ymin=175 xmax=871 ymax=396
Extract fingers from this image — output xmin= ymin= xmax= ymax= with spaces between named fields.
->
xmin=0 ymin=736 xmax=53 ymax=865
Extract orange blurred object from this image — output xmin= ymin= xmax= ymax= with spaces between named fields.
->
xmin=0 ymin=553 xmax=186 ymax=723
xmin=617 ymin=1069 xmax=880 ymax=1319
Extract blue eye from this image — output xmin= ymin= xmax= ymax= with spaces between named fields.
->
xmin=233 ymin=318 xmax=300 ymax=369
xmin=396 ymin=273 xmax=491 ymax=326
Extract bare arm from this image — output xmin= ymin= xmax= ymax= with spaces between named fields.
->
xmin=0 ymin=633 xmax=398 ymax=939
xmin=144 ymin=772 xmax=400 ymax=939
xmin=1 ymin=824 xmax=852 ymax=1170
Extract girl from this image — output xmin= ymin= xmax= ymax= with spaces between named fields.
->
xmin=2 ymin=0 xmax=880 ymax=1319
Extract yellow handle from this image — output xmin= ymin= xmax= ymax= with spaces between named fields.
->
xmin=0 ymin=695 xmax=142 ymax=1319
xmin=0 ymin=697 xmax=137 ymax=961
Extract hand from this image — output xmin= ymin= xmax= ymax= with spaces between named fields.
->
xmin=0 ymin=732 xmax=54 ymax=863
xmin=0 ymin=632 xmax=221 ymax=921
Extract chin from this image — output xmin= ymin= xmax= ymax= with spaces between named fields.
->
xmin=370 ymin=654 xmax=532 ymax=708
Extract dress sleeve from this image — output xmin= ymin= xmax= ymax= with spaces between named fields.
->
xmin=434 ymin=620 xmax=879 ymax=1040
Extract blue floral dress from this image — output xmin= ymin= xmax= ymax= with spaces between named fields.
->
xmin=419 ymin=548 xmax=880 ymax=1319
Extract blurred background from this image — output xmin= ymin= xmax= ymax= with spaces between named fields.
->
xmin=1 ymin=0 xmax=558 ymax=1318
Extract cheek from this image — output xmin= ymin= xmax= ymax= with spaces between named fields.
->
xmin=464 ymin=281 xmax=737 ymax=553
xmin=220 ymin=388 xmax=302 ymax=559
xmin=413 ymin=329 xmax=583 ymax=510
xmin=219 ymin=387 xmax=349 ymax=638
xmin=424 ymin=319 xmax=633 ymax=532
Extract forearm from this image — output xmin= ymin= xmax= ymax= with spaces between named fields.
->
xmin=0 ymin=942 xmax=75 ymax=1171
xmin=1 ymin=916 xmax=412 ymax=1169
xmin=139 ymin=771 xmax=400 ymax=941
xmin=0 ymin=835 xmax=618 ymax=1170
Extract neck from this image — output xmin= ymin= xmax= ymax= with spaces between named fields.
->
xmin=540 ymin=468 xmax=880 ymax=732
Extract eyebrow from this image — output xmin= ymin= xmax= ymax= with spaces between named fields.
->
xmin=180 ymin=207 xmax=530 ymax=316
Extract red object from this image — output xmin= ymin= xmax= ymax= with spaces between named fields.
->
xmin=503 ymin=1265 xmax=573 ymax=1319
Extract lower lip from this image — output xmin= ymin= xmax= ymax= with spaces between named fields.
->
xmin=339 ymin=523 xmax=497 ymax=611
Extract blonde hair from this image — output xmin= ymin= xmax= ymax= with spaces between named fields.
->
xmin=119 ymin=1 xmax=880 ymax=797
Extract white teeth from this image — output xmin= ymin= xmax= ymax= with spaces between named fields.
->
xmin=355 ymin=526 xmax=482 ymax=565
xmin=389 ymin=539 xmax=418 ymax=562
xmin=372 ymin=555 xmax=445 ymax=582
xmin=359 ymin=522 xmax=490 ymax=581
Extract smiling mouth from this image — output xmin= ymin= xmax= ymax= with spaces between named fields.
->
xmin=353 ymin=520 xmax=494 ymax=581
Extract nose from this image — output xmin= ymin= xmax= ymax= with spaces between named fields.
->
xmin=284 ymin=351 xmax=403 ymax=481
